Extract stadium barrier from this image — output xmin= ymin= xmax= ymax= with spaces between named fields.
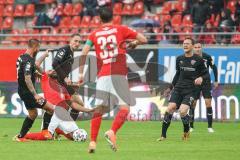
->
xmin=0 ymin=47 xmax=239 ymax=121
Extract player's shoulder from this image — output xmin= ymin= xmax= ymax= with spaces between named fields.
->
xmin=202 ymin=52 xmax=211 ymax=59
xmin=193 ymin=54 xmax=203 ymax=60
xmin=19 ymin=53 xmax=32 ymax=63
xmin=176 ymin=54 xmax=185 ymax=60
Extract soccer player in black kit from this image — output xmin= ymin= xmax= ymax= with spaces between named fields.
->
xmin=157 ymin=38 xmax=209 ymax=141
xmin=189 ymin=42 xmax=218 ymax=133
xmin=14 ymin=39 xmax=54 ymax=142
xmin=52 ymin=33 xmax=84 ymax=121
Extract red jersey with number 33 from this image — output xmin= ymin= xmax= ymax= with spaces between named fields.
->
xmin=88 ymin=25 xmax=137 ymax=77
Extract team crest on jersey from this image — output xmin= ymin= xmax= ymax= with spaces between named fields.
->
xmin=26 ymin=62 xmax=31 ymax=70
xmin=180 ymin=61 xmax=183 ymax=64
xmin=191 ymin=60 xmax=196 ymax=65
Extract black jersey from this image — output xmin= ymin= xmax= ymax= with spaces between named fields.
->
xmin=16 ymin=54 xmax=36 ymax=95
xmin=201 ymin=52 xmax=218 ymax=82
xmin=172 ymin=54 xmax=208 ymax=90
xmin=52 ymin=45 xmax=74 ymax=83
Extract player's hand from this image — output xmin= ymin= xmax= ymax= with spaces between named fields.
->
xmin=34 ymin=94 xmax=44 ymax=103
xmin=163 ymin=87 xmax=172 ymax=97
xmin=194 ymin=77 xmax=203 ymax=85
xmin=64 ymin=77 xmax=72 ymax=86
xmin=213 ymin=82 xmax=219 ymax=89
xmin=44 ymin=49 xmax=51 ymax=57
xmin=78 ymin=74 xmax=84 ymax=85
xmin=126 ymin=40 xmax=138 ymax=49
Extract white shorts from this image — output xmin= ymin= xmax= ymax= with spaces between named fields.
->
xmin=48 ymin=106 xmax=78 ymax=134
xmin=95 ymin=75 xmax=131 ymax=107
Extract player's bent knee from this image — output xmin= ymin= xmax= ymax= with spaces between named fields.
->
xmin=28 ymin=109 xmax=38 ymax=120
xmin=205 ymin=98 xmax=212 ymax=107
xmin=179 ymin=104 xmax=189 ymax=117
xmin=167 ymin=103 xmax=177 ymax=113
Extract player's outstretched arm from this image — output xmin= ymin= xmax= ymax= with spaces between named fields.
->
xmin=79 ymin=44 xmax=91 ymax=83
xmin=127 ymin=33 xmax=148 ymax=49
xmin=35 ymin=50 xmax=50 ymax=73
xmin=25 ymin=75 xmax=43 ymax=102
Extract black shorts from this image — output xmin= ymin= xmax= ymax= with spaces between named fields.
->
xmin=169 ymin=89 xmax=195 ymax=108
xmin=194 ymin=82 xmax=212 ymax=100
xmin=19 ymin=93 xmax=47 ymax=110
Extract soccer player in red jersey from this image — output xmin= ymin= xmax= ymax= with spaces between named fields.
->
xmin=79 ymin=7 xmax=147 ymax=153
xmin=24 ymin=72 xmax=93 ymax=141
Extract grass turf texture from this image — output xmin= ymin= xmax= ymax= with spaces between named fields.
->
xmin=0 ymin=118 xmax=239 ymax=160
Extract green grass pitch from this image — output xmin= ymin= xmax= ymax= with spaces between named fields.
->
xmin=0 ymin=118 xmax=239 ymax=160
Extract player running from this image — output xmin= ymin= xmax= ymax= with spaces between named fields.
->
xmin=13 ymin=39 xmax=54 ymax=142
xmin=24 ymin=72 xmax=93 ymax=141
xmin=78 ymin=7 xmax=147 ymax=153
xmin=189 ymin=42 xmax=218 ymax=133
xmin=158 ymin=38 xmax=208 ymax=141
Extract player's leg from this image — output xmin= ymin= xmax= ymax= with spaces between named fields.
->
xmin=158 ymin=89 xmax=181 ymax=141
xmin=190 ymin=88 xmax=201 ymax=131
xmin=189 ymin=100 xmax=197 ymax=132
xmin=14 ymin=108 xmax=38 ymax=141
xmin=42 ymin=101 xmax=54 ymax=130
xmin=179 ymin=93 xmax=194 ymax=140
xmin=202 ymin=84 xmax=214 ymax=132
xmin=179 ymin=104 xmax=191 ymax=140
xmin=104 ymin=75 xmax=131 ymax=151
xmin=88 ymin=76 xmax=111 ymax=153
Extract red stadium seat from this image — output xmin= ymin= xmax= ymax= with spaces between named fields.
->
xmin=0 ymin=17 xmax=3 ymax=28
xmin=10 ymin=29 xmax=19 ymax=41
xmin=40 ymin=29 xmax=50 ymax=42
xmin=57 ymin=4 xmax=64 ymax=16
xmin=58 ymin=28 xmax=70 ymax=42
xmin=14 ymin=4 xmax=24 ymax=17
xmin=0 ymin=0 xmax=4 ymax=5
xmin=59 ymin=16 xmax=71 ymax=28
xmin=72 ymin=3 xmax=83 ymax=16
xmin=182 ymin=15 xmax=193 ymax=27
xmin=71 ymin=16 xmax=81 ymax=28
xmin=80 ymin=16 xmax=91 ymax=28
xmin=6 ymin=0 xmax=14 ymax=4
xmin=24 ymin=4 xmax=35 ymax=17
xmin=70 ymin=28 xmax=80 ymax=34
xmin=63 ymin=3 xmax=73 ymax=16
xmin=43 ymin=0 xmax=55 ymax=3
xmin=80 ymin=29 xmax=89 ymax=42
xmin=2 ymin=17 xmax=13 ymax=29
xmin=31 ymin=29 xmax=39 ymax=39
xmin=132 ymin=1 xmax=144 ymax=15
xmin=48 ymin=28 xmax=59 ymax=42
xmin=227 ymin=0 xmax=236 ymax=14
xmin=0 ymin=5 xmax=3 ymax=17
xmin=171 ymin=14 xmax=182 ymax=28
xmin=122 ymin=4 xmax=132 ymax=15
xmin=113 ymin=2 xmax=122 ymax=15
xmin=3 ymin=5 xmax=14 ymax=17
xmin=161 ymin=1 xmax=172 ymax=14
xmin=160 ymin=14 xmax=171 ymax=25
xmin=20 ymin=29 xmax=31 ymax=42
xmin=113 ymin=15 xmax=122 ymax=25
xmin=90 ymin=16 xmax=101 ymax=28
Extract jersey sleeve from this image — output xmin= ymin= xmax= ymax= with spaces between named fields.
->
xmin=86 ymin=32 xmax=94 ymax=47
xmin=24 ymin=61 xmax=33 ymax=76
xmin=121 ymin=25 xmax=138 ymax=39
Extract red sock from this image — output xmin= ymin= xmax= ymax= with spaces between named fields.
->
xmin=111 ymin=107 xmax=129 ymax=134
xmin=24 ymin=132 xmax=47 ymax=140
xmin=91 ymin=113 xmax=102 ymax=142
xmin=55 ymin=128 xmax=72 ymax=140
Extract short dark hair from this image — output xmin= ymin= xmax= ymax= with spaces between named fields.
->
xmin=99 ymin=7 xmax=113 ymax=23
xmin=28 ymin=39 xmax=40 ymax=48
xmin=71 ymin=33 xmax=81 ymax=38
xmin=184 ymin=37 xmax=195 ymax=45
xmin=194 ymin=41 xmax=202 ymax=45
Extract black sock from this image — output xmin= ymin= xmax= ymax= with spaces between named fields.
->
xmin=18 ymin=117 xmax=34 ymax=138
xmin=181 ymin=114 xmax=190 ymax=133
xmin=70 ymin=109 xmax=79 ymax=121
xmin=189 ymin=108 xmax=195 ymax=128
xmin=207 ymin=107 xmax=213 ymax=128
xmin=42 ymin=112 xmax=52 ymax=130
xmin=161 ymin=112 xmax=173 ymax=138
